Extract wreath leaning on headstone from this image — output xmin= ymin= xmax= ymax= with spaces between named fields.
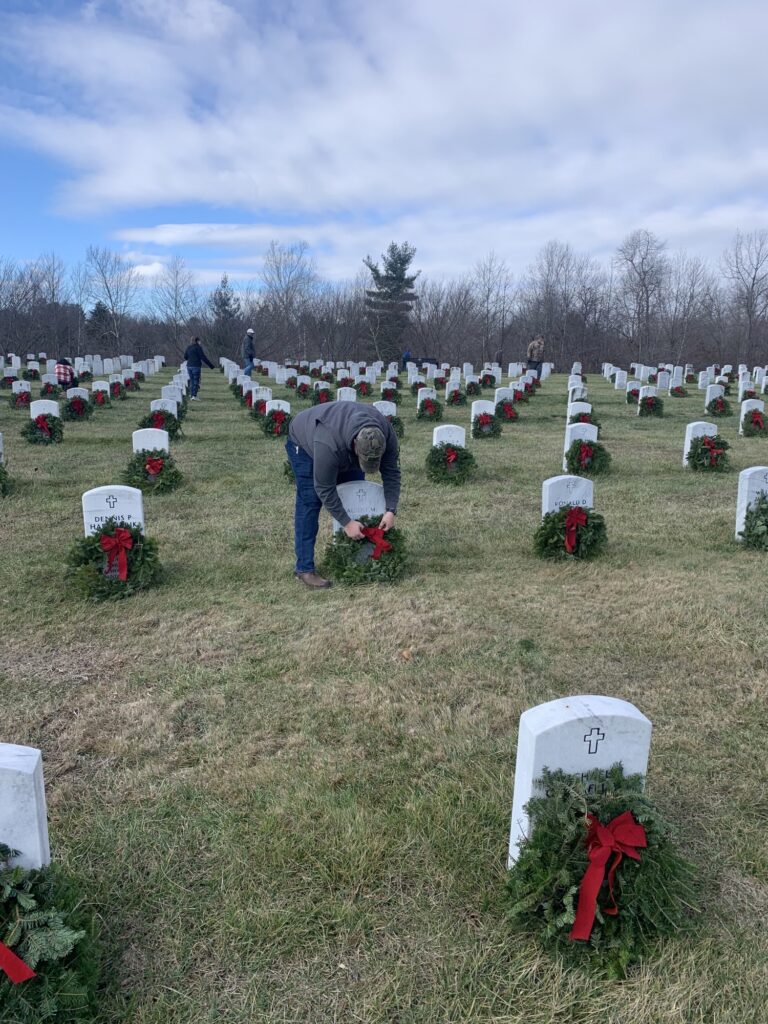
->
xmin=8 ymin=392 xmax=30 ymax=411
xmin=121 ymin=447 xmax=183 ymax=493
xmin=21 ymin=414 xmax=64 ymax=445
xmin=0 ymin=843 xmax=100 ymax=1023
xmin=320 ymin=515 xmax=408 ymax=584
xmin=262 ymin=409 xmax=292 ymax=437
xmin=686 ymin=434 xmax=730 ymax=472
xmin=638 ymin=396 xmax=664 ymax=417
xmin=739 ymin=492 xmax=768 ymax=549
xmin=471 ymin=412 xmax=502 ymax=439
xmin=138 ymin=410 xmax=182 ymax=439
xmin=416 ymin=398 xmax=443 ymax=421
xmin=310 ymin=388 xmax=332 ymax=405
xmin=40 ymin=383 xmax=62 ymax=399
xmin=62 ymin=397 xmax=93 ymax=421
xmin=670 ymin=386 xmax=688 ymax=398
xmin=66 ymin=518 xmax=163 ymax=601
xmin=569 ymin=411 xmax=602 ymax=430
xmin=425 ymin=442 xmax=477 ymax=485
xmin=92 ymin=390 xmax=111 ymax=409
xmin=109 ymin=382 xmax=127 ymax=401
xmin=506 ymin=765 xmax=698 ymax=979
xmin=534 ymin=504 xmax=607 ymax=559
xmin=564 ymin=438 xmax=612 ymax=477
xmin=446 ymin=389 xmax=467 ymax=407
xmin=465 ymin=381 xmax=482 ymax=397
xmin=706 ymin=397 xmax=731 ymax=417
xmin=741 ymin=409 xmax=766 ymax=437
xmin=626 ymin=388 xmax=640 ymax=405
xmin=496 ymin=400 xmax=519 ymax=423
xmin=384 ymin=413 xmax=405 ymax=439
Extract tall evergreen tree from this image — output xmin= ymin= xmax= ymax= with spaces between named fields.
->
xmin=85 ymin=300 xmax=113 ymax=344
xmin=208 ymin=273 xmax=242 ymax=357
xmin=363 ymin=242 xmax=419 ymax=361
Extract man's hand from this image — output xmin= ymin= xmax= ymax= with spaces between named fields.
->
xmin=378 ymin=511 xmax=396 ymax=533
xmin=344 ymin=520 xmax=365 ymax=540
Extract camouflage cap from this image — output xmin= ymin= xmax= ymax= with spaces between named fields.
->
xmin=355 ymin=426 xmax=386 ymax=473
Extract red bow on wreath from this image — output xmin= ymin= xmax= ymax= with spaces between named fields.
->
xmin=423 ymin=400 xmax=435 ymax=414
xmin=578 ymin=443 xmax=593 ymax=469
xmin=752 ymin=411 xmax=765 ymax=430
xmin=445 ymin=446 xmax=458 ymax=464
xmin=71 ymin=398 xmax=85 ymax=415
xmin=151 ymin=412 xmax=165 ymax=429
xmin=145 ymin=457 xmax=165 ymax=476
xmin=271 ymin=410 xmax=286 ymax=433
xmin=564 ymin=506 xmax=588 ymax=553
xmin=502 ymin=403 xmax=516 ymax=419
xmin=569 ymin=811 xmax=647 ymax=941
xmin=477 ymin=413 xmax=492 ymax=427
xmin=703 ymin=435 xmax=724 ymax=465
xmin=361 ymin=526 xmax=392 ymax=560
xmin=0 ymin=942 xmax=36 ymax=984
xmin=94 ymin=391 xmax=105 ymax=405
xmin=100 ymin=528 xmax=133 ymax=581
xmin=34 ymin=414 xmax=51 ymax=437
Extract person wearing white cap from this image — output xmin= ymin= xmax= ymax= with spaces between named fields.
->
xmin=241 ymin=328 xmax=257 ymax=377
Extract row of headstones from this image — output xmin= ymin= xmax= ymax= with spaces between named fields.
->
xmin=1 ymin=354 xmax=165 ymax=378
xmin=0 ymin=691 xmax=654 ymax=874
xmin=601 ymin=362 xmax=768 ymax=400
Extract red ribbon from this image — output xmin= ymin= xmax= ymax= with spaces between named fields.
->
xmin=564 ymin=506 xmax=588 ymax=553
xmin=578 ymin=443 xmax=593 ymax=469
xmin=361 ymin=526 xmax=393 ymax=560
xmin=0 ymin=942 xmax=36 ymax=984
xmin=318 ymin=391 xmax=329 ymax=403
xmin=271 ymin=410 xmax=286 ymax=434
xmin=99 ymin=527 xmax=133 ymax=581
xmin=703 ymin=435 xmax=724 ymax=465
xmin=34 ymin=414 xmax=51 ymax=437
xmin=17 ymin=392 xmax=30 ymax=404
xmin=445 ymin=446 xmax=458 ymax=464
xmin=752 ymin=411 xmax=764 ymax=430
xmin=71 ymin=398 xmax=85 ymax=416
xmin=94 ymin=390 xmax=105 ymax=405
xmin=145 ymin=457 xmax=165 ymax=476
xmin=477 ymin=412 xmax=493 ymax=428
xmin=151 ymin=412 xmax=165 ymax=428
xmin=423 ymin=400 xmax=435 ymax=414
xmin=570 ymin=811 xmax=647 ymax=941
xmin=501 ymin=402 xmax=516 ymax=420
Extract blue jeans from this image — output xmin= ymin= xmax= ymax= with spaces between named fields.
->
xmin=244 ymin=360 xmax=255 ymax=377
xmin=285 ymin=441 xmax=364 ymax=573
xmin=188 ymin=365 xmax=201 ymax=396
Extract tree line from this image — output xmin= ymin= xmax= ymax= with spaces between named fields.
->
xmin=1 ymin=229 xmax=767 ymax=369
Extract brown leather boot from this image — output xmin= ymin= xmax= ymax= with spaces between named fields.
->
xmin=295 ymin=571 xmax=332 ymax=589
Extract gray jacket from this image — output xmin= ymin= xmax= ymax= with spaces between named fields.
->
xmin=241 ymin=335 xmax=256 ymax=361
xmin=288 ymin=403 xmax=400 ymax=526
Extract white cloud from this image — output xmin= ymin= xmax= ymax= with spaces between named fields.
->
xmin=2 ymin=0 xmax=768 ymax=277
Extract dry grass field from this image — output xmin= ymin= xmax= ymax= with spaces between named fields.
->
xmin=1 ymin=368 xmax=767 ymax=1023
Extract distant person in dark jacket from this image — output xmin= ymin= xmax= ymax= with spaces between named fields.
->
xmin=241 ymin=328 xmax=256 ymax=377
xmin=286 ymin=403 xmax=401 ymax=588
xmin=183 ymin=337 xmax=214 ymax=399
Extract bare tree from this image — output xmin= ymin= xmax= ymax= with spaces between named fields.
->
xmin=151 ymin=255 xmax=200 ymax=357
xmin=69 ymin=261 xmax=91 ymax=355
xmin=613 ymin=229 xmax=668 ymax=364
xmin=260 ymin=240 xmax=319 ymax=357
xmin=721 ymin=229 xmax=768 ymax=363
xmin=472 ymin=251 xmax=513 ymax=363
xmin=85 ymin=245 xmax=139 ymax=348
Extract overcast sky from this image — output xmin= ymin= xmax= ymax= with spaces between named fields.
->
xmin=1 ymin=0 xmax=767 ymax=287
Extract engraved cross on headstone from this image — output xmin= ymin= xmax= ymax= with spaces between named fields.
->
xmin=583 ymin=726 xmax=605 ymax=754
xmin=106 ymin=494 xmax=118 ymax=509
xmin=356 ymin=487 xmax=367 ymax=501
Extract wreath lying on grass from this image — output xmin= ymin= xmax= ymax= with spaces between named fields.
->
xmin=124 ymin=377 xmax=140 ymax=392
xmin=496 ymin=400 xmax=519 ymax=422
xmin=472 ymin=412 xmax=501 ymax=438
xmin=384 ymin=413 xmax=405 ymax=438
xmin=40 ymin=383 xmax=62 ymax=398
xmin=0 ymin=843 xmax=100 ymax=1024
xmin=262 ymin=408 xmax=292 ymax=437
xmin=446 ymin=389 xmax=467 ymax=406
xmin=670 ymin=386 xmax=688 ymax=398
xmin=66 ymin=519 xmax=162 ymax=601
xmin=380 ymin=387 xmax=400 ymax=404
xmin=417 ymin=398 xmax=443 ymax=421
xmin=706 ymin=397 xmax=731 ymax=417
xmin=569 ymin=411 xmax=601 ymax=429
xmin=638 ymin=396 xmax=664 ymax=417
xmin=465 ymin=381 xmax=482 ymax=396
xmin=92 ymin=390 xmax=111 ymax=408
xmin=506 ymin=766 xmax=697 ymax=978
xmin=22 ymin=414 xmax=63 ymax=445
xmin=8 ymin=391 xmax=31 ymax=410
xmin=686 ymin=434 xmax=730 ymax=471
xmin=534 ymin=504 xmax=607 ymax=559
xmin=320 ymin=515 xmax=408 ymax=584
xmin=685 ymin=373 xmax=696 ymax=384
xmin=22 ymin=368 xmax=40 ymax=381
xmin=62 ymin=397 xmax=93 ymax=421
xmin=626 ymin=388 xmax=639 ymax=404
xmin=110 ymin=382 xmax=127 ymax=401
xmin=740 ymin=491 xmax=768 ymax=549
xmin=426 ymin=442 xmax=477 ymax=484
xmin=565 ymin=439 xmax=611 ymax=476
xmin=310 ymin=388 xmax=332 ymax=405
xmin=138 ymin=410 xmax=182 ymax=439
xmin=0 ymin=464 xmax=10 ymax=497
xmin=122 ymin=448 xmax=183 ymax=492
xmin=742 ymin=409 xmax=767 ymax=436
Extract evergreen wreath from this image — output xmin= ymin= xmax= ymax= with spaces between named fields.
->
xmin=446 ymin=389 xmax=467 ymax=406
xmin=514 ymin=386 xmax=529 ymax=403
xmin=251 ymin=398 xmax=267 ymax=419
xmin=337 ymin=376 xmax=354 ymax=388
xmin=8 ymin=392 xmax=31 ymax=410
xmin=0 ymin=376 xmax=18 ymax=389
xmin=320 ymin=515 xmax=408 ymax=584
xmin=706 ymin=397 xmax=731 ymax=417
xmin=62 ymin=397 xmax=93 ymax=421
xmin=506 ymin=766 xmax=697 ymax=978
xmin=434 ymin=375 xmax=447 ymax=388
xmin=387 ymin=375 xmax=400 ymax=386
xmin=22 ymin=414 xmax=64 ymax=445
xmin=22 ymin=368 xmax=40 ymax=381
xmin=638 ymin=395 xmax=664 ymax=416
xmin=425 ymin=442 xmax=477 ymax=484
xmin=123 ymin=377 xmax=140 ymax=392
xmin=380 ymin=387 xmax=401 ymax=404
xmin=229 ymin=380 xmax=242 ymax=400
xmin=465 ymin=380 xmax=482 ymax=396
xmin=310 ymin=388 xmax=332 ymax=405
xmin=40 ymin=383 xmax=62 ymax=398
xmin=121 ymin=448 xmax=183 ymax=493
xmin=78 ymin=371 xmax=93 ymax=383
xmin=670 ymin=386 xmax=688 ymax=398
xmin=0 ymin=843 xmax=100 ymax=1024
xmin=626 ymin=389 xmax=639 ymax=404
xmin=472 ymin=411 xmax=501 ymax=438
xmin=685 ymin=373 xmax=696 ymax=384
xmin=564 ymin=438 xmax=612 ymax=476
xmin=355 ymin=380 xmax=372 ymax=397
xmin=648 ymin=373 xmax=658 ymax=384
xmin=496 ymin=399 xmax=519 ymax=422
xmin=741 ymin=388 xmax=757 ymax=401
xmin=138 ymin=410 xmax=182 ymax=439
xmin=721 ymin=382 xmax=732 ymax=395
xmin=534 ymin=505 xmax=607 ymax=559
xmin=523 ymin=381 xmax=535 ymax=396
xmin=742 ymin=408 xmax=767 ymax=437
xmin=416 ymin=398 xmax=443 ymax=421
xmin=109 ymin=382 xmax=127 ymax=401
xmin=739 ymin=491 xmax=768 ymax=549
xmin=262 ymin=408 xmax=292 ymax=437
xmin=0 ymin=464 xmax=10 ymax=497
xmin=296 ymin=381 xmax=312 ymax=399
xmin=410 ymin=380 xmax=426 ymax=395
xmin=686 ymin=434 xmax=730 ymax=471
xmin=385 ymin=413 xmax=405 ymax=438
xmin=569 ymin=411 xmax=601 ymax=429
xmin=66 ymin=519 xmax=162 ymax=601
xmin=285 ymin=375 xmax=298 ymax=389
xmin=481 ymin=372 xmax=496 ymax=387
xmin=92 ymin=390 xmax=111 ymax=409
xmin=134 ymin=371 xmax=145 ymax=382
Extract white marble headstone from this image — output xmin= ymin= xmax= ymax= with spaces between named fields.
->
xmin=563 ymin=422 xmax=598 ymax=470
xmin=331 ymin=481 xmax=386 ymax=533
xmin=683 ymin=421 xmax=717 ymax=467
xmin=265 ymin=399 xmax=291 ymax=415
xmin=150 ymin=398 xmax=178 ymax=416
xmin=433 ymin=424 xmax=466 ymax=448
xmin=30 ymin=399 xmax=60 ymax=420
xmin=373 ymin=400 xmax=397 ymax=418
xmin=541 ymin=475 xmax=593 ymax=516
xmin=67 ymin=387 xmax=90 ymax=401
xmin=132 ymin=429 xmax=170 ymax=453
xmin=336 ymin=387 xmax=357 ymax=402
xmin=740 ymin=399 xmax=765 ymax=436
xmin=736 ymin=466 xmax=768 ymax=540
xmin=0 ymin=743 xmax=50 ymax=869
xmin=82 ymin=485 xmax=145 ymax=535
